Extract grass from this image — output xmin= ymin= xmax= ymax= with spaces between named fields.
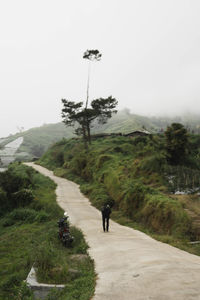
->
xmin=38 ymin=135 xmax=200 ymax=257
xmin=111 ymin=209 xmax=200 ymax=256
xmin=0 ymin=163 xmax=95 ymax=300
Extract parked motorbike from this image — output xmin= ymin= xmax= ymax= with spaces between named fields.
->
xmin=58 ymin=212 xmax=74 ymax=247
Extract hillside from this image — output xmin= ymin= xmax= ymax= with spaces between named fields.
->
xmin=0 ymin=123 xmax=74 ymax=164
xmin=1 ymin=111 xmax=200 ymax=163
xmin=38 ymin=131 xmax=200 ymax=256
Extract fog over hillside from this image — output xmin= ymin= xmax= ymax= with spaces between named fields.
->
xmin=1 ymin=1 xmax=200 ymax=137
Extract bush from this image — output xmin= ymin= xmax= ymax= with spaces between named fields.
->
xmin=35 ymin=242 xmax=56 ymax=274
xmin=81 ymin=183 xmax=112 ymax=209
xmin=0 ymin=187 xmax=8 ymax=215
xmin=140 ymin=193 xmax=191 ymax=235
xmin=34 ymin=210 xmax=50 ymax=222
xmin=165 ymin=165 xmax=200 ymax=192
xmin=68 ymin=153 xmax=88 ymax=178
xmin=2 ymin=208 xmax=50 ymax=226
xmin=12 ymin=281 xmax=34 ymax=300
xmin=140 ymin=152 xmax=167 ymax=173
xmin=121 ymin=180 xmax=147 ymax=217
xmin=104 ymin=168 xmax=124 ymax=205
xmin=96 ymin=154 xmax=113 ymax=169
xmin=11 ymin=189 xmax=34 ymax=208
xmin=0 ymin=169 xmax=30 ymax=195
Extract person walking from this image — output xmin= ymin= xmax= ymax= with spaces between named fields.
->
xmin=101 ymin=204 xmax=111 ymax=232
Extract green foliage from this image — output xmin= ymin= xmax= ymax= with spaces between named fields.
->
xmin=103 ymin=168 xmax=124 ymax=205
xmin=11 ymin=189 xmax=34 ymax=207
xmin=18 ymin=123 xmax=74 ymax=157
xmin=96 ymin=154 xmax=114 ymax=169
xmin=139 ymin=152 xmax=167 ymax=173
xmin=35 ymin=242 xmax=57 ymax=276
xmin=2 ymin=208 xmax=39 ymax=226
xmin=165 ymin=123 xmax=189 ymax=164
xmin=61 ymin=96 xmax=118 ymax=146
xmin=0 ymin=168 xmax=30 ymax=195
xmin=165 ymin=165 xmax=200 ymax=193
xmin=39 ymin=132 xmax=200 ymax=245
xmin=140 ymin=193 xmax=191 ymax=235
xmin=0 ymin=187 xmax=8 ymax=214
xmin=0 ymin=164 xmax=95 ymax=300
xmin=121 ymin=180 xmax=148 ymax=217
xmin=81 ymin=183 xmax=112 ymax=209
xmin=70 ymin=153 xmax=88 ymax=176
xmin=12 ymin=281 xmax=34 ymax=300
xmin=0 ymin=164 xmax=35 ymax=214
xmin=3 ymin=110 xmax=200 ymax=164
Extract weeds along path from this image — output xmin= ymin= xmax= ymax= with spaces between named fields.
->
xmin=26 ymin=163 xmax=200 ymax=300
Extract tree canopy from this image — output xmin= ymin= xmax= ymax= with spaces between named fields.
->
xmin=83 ymin=49 xmax=102 ymax=61
xmin=62 ymin=49 xmax=117 ymax=148
xmin=61 ymin=96 xmax=118 ymax=147
xmin=165 ymin=123 xmax=188 ymax=165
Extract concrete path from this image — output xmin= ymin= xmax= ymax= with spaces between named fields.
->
xmin=26 ymin=163 xmax=200 ymax=300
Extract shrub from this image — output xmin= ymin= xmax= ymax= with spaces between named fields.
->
xmin=11 ymin=189 xmax=34 ymax=208
xmin=140 ymin=193 xmax=191 ymax=235
xmin=34 ymin=210 xmax=50 ymax=222
xmin=70 ymin=154 xmax=88 ymax=176
xmin=104 ymin=168 xmax=124 ymax=205
xmin=12 ymin=281 xmax=34 ymax=300
xmin=70 ymin=227 xmax=88 ymax=254
xmin=121 ymin=180 xmax=147 ymax=217
xmin=140 ymin=152 xmax=167 ymax=173
xmin=131 ymin=135 xmax=149 ymax=146
xmin=2 ymin=208 xmax=50 ymax=226
xmin=2 ymin=208 xmax=38 ymax=226
xmin=96 ymin=154 xmax=113 ymax=169
xmin=0 ymin=187 xmax=8 ymax=215
xmin=35 ymin=242 xmax=56 ymax=274
xmin=165 ymin=165 xmax=200 ymax=192
xmin=83 ymin=183 xmax=112 ymax=209
xmin=0 ymin=169 xmax=30 ymax=195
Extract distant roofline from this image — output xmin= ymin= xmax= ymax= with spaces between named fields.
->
xmin=124 ymin=130 xmax=151 ymax=135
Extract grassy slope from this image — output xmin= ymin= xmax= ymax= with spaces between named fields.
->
xmin=0 ymin=163 xmax=95 ymax=300
xmin=0 ymin=123 xmax=74 ymax=160
xmin=38 ymin=135 xmax=200 ymax=256
xmin=18 ymin=123 xmax=74 ymax=154
xmin=2 ymin=111 xmax=200 ymax=161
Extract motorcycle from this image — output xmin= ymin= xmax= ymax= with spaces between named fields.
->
xmin=58 ymin=212 xmax=74 ymax=247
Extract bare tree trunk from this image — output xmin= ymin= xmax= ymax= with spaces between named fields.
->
xmin=87 ymin=123 xmax=91 ymax=144
xmin=82 ymin=124 xmax=88 ymax=150
xmin=85 ymin=62 xmax=91 ymax=109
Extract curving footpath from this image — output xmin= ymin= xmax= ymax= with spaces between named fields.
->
xmin=26 ymin=163 xmax=200 ymax=300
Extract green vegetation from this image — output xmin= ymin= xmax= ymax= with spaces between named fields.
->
xmin=18 ymin=123 xmax=75 ymax=158
xmin=0 ymin=163 xmax=95 ymax=300
xmin=0 ymin=123 xmax=74 ymax=161
xmin=165 ymin=123 xmax=189 ymax=165
xmin=61 ymin=96 xmax=118 ymax=147
xmin=2 ymin=111 xmax=200 ymax=162
xmin=39 ymin=128 xmax=200 ymax=256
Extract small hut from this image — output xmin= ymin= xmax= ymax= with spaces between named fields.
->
xmin=124 ymin=130 xmax=151 ymax=138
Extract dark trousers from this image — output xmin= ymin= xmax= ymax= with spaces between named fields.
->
xmin=102 ymin=216 xmax=110 ymax=232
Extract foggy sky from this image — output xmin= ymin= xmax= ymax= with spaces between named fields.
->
xmin=1 ymin=0 xmax=200 ymax=137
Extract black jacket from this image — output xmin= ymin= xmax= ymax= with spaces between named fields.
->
xmin=101 ymin=206 xmax=111 ymax=218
